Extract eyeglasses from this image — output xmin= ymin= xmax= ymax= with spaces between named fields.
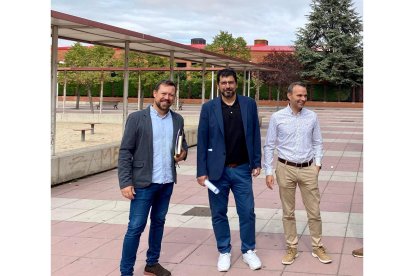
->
xmin=219 ymin=81 xmax=236 ymax=86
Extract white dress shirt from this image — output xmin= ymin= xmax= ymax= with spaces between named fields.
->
xmin=263 ymin=104 xmax=323 ymax=176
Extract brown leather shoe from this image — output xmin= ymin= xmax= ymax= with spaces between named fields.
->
xmin=144 ymin=263 xmax=171 ymax=276
xmin=352 ymin=247 xmax=363 ymax=258
xmin=312 ymin=246 xmax=332 ymax=264
xmin=282 ymin=247 xmax=298 ymax=265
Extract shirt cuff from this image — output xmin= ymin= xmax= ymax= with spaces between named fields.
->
xmin=265 ymin=168 xmax=273 ymax=175
xmin=315 ymin=158 xmax=322 ymax=167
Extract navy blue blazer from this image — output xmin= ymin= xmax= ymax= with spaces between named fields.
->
xmin=196 ymin=95 xmax=261 ymax=181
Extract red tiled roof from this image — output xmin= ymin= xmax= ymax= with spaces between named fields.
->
xmin=187 ymin=44 xmax=295 ymax=53
xmin=248 ymin=45 xmax=295 ymax=52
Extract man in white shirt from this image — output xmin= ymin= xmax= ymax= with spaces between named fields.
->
xmin=263 ymin=82 xmax=332 ymax=265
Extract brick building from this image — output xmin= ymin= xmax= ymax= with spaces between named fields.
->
xmin=57 ymin=38 xmax=293 ymax=65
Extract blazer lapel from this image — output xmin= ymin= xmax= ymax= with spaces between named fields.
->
xmin=239 ymin=96 xmax=248 ymax=136
xmin=171 ymin=111 xmax=179 ymax=143
xmin=213 ymin=97 xmax=224 ymax=136
xmin=144 ymin=106 xmax=153 ymax=145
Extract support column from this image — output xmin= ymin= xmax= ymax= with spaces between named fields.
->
xmin=211 ymin=65 xmax=215 ymax=100
xmin=137 ymin=72 xmax=143 ymax=110
xmin=99 ymin=71 xmax=104 ymax=114
xmin=170 ymin=51 xmax=175 ymax=81
xmin=201 ymin=58 xmax=206 ymax=104
xmin=63 ymin=71 xmax=67 ymax=114
xmin=176 ymin=75 xmax=180 ymax=110
xmin=243 ymin=68 xmax=246 ymax=96
xmin=255 ymin=71 xmax=260 ymax=103
xmin=247 ymin=71 xmax=251 ymax=97
xmin=122 ymin=41 xmax=130 ymax=133
xmin=51 ymin=25 xmax=58 ymax=156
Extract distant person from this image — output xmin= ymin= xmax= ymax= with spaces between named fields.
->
xmin=118 ymin=79 xmax=188 ymax=276
xmin=352 ymin=247 xmax=363 ymax=258
xmin=263 ymin=81 xmax=332 ymax=265
xmin=197 ymin=68 xmax=262 ymax=272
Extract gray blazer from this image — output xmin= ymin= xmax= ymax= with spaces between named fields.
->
xmin=118 ymin=105 xmax=188 ymax=189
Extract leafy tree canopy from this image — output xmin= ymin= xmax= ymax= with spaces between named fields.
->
xmin=62 ymin=43 xmax=115 ymax=85
xmin=295 ymin=0 xmax=363 ymax=87
xmin=205 ymin=31 xmax=250 ymax=61
xmin=259 ymin=52 xmax=302 ymax=88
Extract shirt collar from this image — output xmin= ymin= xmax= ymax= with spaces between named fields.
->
xmin=221 ymin=95 xmax=238 ymax=107
xmin=287 ymin=103 xmax=303 ymax=116
xmin=150 ymin=104 xmax=170 ymax=118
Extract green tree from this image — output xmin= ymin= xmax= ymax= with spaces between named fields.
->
xmin=295 ymin=0 xmax=363 ymax=89
xmin=259 ymin=52 xmax=302 ymax=100
xmin=205 ymin=31 xmax=250 ymax=61
xmin=115 ymin=51 xmax=170 ymax=97
xmin=62 ymin=43 xmax=115 ymax=110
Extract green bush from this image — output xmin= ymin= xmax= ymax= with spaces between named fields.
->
xmin=58 ymin=80 xmax=353 ymax=102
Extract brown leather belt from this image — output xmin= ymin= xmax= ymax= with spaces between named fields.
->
xmin=278 ymin=157 xmax=312 ymax=168
xmin=226 ymin=163 xmax=238 ymax=168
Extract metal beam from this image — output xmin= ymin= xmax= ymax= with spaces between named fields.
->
xmin=51 ymin=25 xmax=58 ymax=156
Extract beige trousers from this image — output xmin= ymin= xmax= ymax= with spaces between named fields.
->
xmin=275 ymin=160 xmax=323 ymax=249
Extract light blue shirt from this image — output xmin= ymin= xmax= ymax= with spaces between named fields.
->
xmin=150 ymin=105 xmax=174 ymax=184
xmin=263 ymin=104 xmax=323 ymax=175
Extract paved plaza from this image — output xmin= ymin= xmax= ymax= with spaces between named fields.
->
xmin=51 ymin=105 xmax=363 ymax=275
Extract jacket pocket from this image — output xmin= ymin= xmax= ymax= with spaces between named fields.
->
xmin=133 ymin=160 xmax=144 ymax=168
xmin=132 ymin=161 xmax=145 ymax=185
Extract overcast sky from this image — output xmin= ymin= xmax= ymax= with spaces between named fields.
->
xmin=51 ymin=0 xmax=363 ymax=47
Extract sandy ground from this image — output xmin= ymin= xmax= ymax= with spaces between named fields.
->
xmin=55 ymin=122 xmax=122 ymax=153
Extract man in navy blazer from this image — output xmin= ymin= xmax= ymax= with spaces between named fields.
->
xmin=197 ymin=68 xmax=262 ymax=272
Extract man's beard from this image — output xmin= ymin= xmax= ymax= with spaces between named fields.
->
xmin=221 ymin=89 xmax=235 ymax=98
xmin=155 ymin=99 xmax=171 ymax=110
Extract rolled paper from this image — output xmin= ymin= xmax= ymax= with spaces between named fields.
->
xmin=204 ymin=179 xmax=219 ymax=194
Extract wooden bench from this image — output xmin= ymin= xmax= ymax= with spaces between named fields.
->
xmin=73 ymin=128 xmax=92 ymax=142
xmin=96 ymin=101 xmax=119 ymax=110
xmin=84 ymin=123 xmax=101 ymax=134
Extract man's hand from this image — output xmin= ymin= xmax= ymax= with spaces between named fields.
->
xmin=197 ymin=175 xmax=207 ymax=187
xmin=174 ymin=149 xmax=187 ymax=162
xmin=121 ymin=186 xmax=136 ymax=200
xmin=266 ymin=175 xmax=274 ymax=190
xmin=316 ymin=165 xmax=321 ymax=175
xmin=252 ymin=167 xmax=261 ymax=177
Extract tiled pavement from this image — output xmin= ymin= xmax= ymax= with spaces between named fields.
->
xmin=51 ymin=106 xmax=363 ymax=276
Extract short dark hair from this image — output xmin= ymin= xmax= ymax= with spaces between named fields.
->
xmin=217 ymin=68 xmax=237 ymax=84
xmin=287 ymin=82 xmax=306 ymax=93
xmin=154 ymin=79 xmax=176 ymax=91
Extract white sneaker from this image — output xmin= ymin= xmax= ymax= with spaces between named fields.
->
xmin=242 ymin=250 xmax=262 ymax=270
xmin=217 ymin=252 xmax=231 ymax=272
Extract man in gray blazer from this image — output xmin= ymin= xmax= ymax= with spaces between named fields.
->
xmin=118 ymin=79 xmax=188 ymax=276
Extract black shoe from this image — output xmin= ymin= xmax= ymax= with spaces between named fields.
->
xmin=144 ymin=263 xmax=171 ymax=276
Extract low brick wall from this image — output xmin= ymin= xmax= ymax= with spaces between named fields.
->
xmin=51 ymin=127 xmax=198 ymax=186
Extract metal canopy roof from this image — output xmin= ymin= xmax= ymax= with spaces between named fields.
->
xmin=51 ymin=10 xmax=274 ymax=72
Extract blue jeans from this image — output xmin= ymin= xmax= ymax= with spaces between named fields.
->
xmin=208 ymin=163 xmax=256 ymax=254
xmin=120 ymin=182 xmax=174 ymax=276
